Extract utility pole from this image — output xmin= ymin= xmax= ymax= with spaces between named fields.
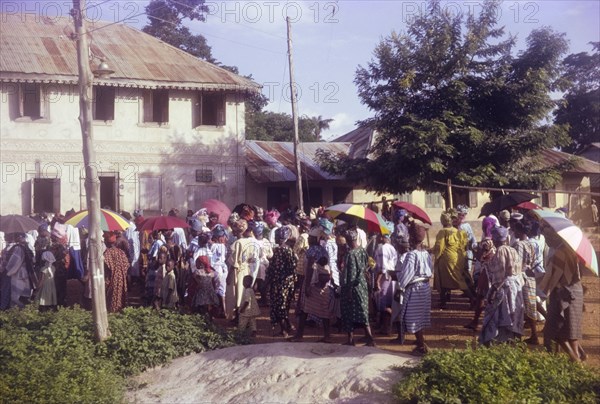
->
xmin=72 ymin=0 xmax=110 ymax=341
xmin=286 ymin=17 xmax=304 ymax=213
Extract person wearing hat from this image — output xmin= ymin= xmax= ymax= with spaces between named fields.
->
xmin=479 ymin=226 xmax=524 ymax=346
xmin=267 ymin=226 xmax=299 ymax=338
xmin=36 ymin=250 xmax=57 ymax=312
xmin=392 ymin=224 xmax=432 ymax=354
xmin=433 ymin=211 xmax=469 ymax=309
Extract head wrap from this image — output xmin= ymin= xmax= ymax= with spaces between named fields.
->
xmin=255 ymin=206 xmax=264 ymax=220
xmin=133 ymin=209 xmax=143 ymax=217
xmin=195 ymin=255 xmax=212 ymax=271
xmin=409 ymin=224 xmax=427 ymax=244
xmin=240 ymin=205 xmax=255 ymax=221
xmin=227 ymin=212 xmax=240 ymax=227
xmin=345 ymin=228 xmax=358 ymax=241
xmin=491 ymin=226 xmax=509 ymax=243
xmin=275 ymin=226 xmax=292 ymax=244
xmin=440 ymin=212 xmax=453 ymax=227
xmin=264 ymin=209 xmax=280 ymax=227
xmin=38 ymin=223 xmax=49 ymax=234
xmin=52 ymin=223 xmax=67 ymax=240
xmin=318 ymin=217 xmax=333 ymax=235
xmin=103 ymin=231 xmax=117 ymax=244
xmin=250 ymin=220 xmax=264 ymax=237
xmin=41 ymin=250 xmax=56 ymax=264
xmin=299 ymin=218 xmax=312 ymax=230
xmin=482 ymin=216 xmax=498 ymax=238
xmin=198 ymin=231 xmax=212 ymax=245
xmin=211 ymin=224 xmax=226 ymax=238
xmin=190 ymin=219 xmax=203 ymax=232
xmin=309 ymin=227 xmax=324 ymax=238
xmin=456 ymin=205 xmax=469 ymax=215
xmin=499 ymin=210 xmax=511 ymax=222
xmin=478 ymin=238 xmax=496 ymax=262
xmin=510 ymin=212 xmax=524 ymax=221
xmin=395 ymin=209 xmax=408 ymax=221
xmin=232 ymin=219 xmax=248 ymax=235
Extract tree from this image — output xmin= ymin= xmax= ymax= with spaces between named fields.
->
xmin=318 ymin=0 xmax=572 ymax=195
xmin=143 ymin=0 xmax=214 ymax=62
xmin=554 ymin=42 xmax=600 ymax=154
xmin=310 ymin=115 xmax=334 ymax=140
xmin=246 ymin=111 xmax=323 ymax=142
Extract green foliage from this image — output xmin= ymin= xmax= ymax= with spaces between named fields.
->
xmin=246 ymin=111 xmax=332 ymax=142
xmin=554 ymin=42 xmax=600 ymax=154
xmin=393 ymin=344 xmax=600 ymax=404
xmin=0 ymin=306 xmax=241 ymax=403
xmin=322 ymin=0 xmax=571 ymax=194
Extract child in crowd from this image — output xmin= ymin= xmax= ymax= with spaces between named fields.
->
xmin=153 ymin=251 xmax=168 ymax=310
xmin=162 ymin=258 xmax=178 ymax=310
xmin=193 ymin=255 xmax=219 ymax=319
xmin=239 ymin=275 xmax=260 ymax=336
xmin=37 ymin=250 xmax=57 ymax=312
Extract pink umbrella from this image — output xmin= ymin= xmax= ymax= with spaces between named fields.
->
xmin=202 ymin=199 xmax=231 ymax=225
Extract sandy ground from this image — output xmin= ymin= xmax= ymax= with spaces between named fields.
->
xmin=126 ymin=342 xmax=411 ymax=403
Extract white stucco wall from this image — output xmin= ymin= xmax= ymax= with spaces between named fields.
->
xmin=0 ymin=83 xmax=246 ymax=215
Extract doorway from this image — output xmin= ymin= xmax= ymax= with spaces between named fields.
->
xmin=99 ymin=176 xmax=116 ymax=210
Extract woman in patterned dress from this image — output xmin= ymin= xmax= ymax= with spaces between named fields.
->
xmin=340 ymin=228 xmax=375 ymax=346
xmin=267 ymin=226 xmax=298 ymax=337
xmin=103 ymin=232 xmax=129 ymax=313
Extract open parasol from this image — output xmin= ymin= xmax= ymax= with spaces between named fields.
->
xmin=139 ymin=216 xmax=190 ymax=232
xmin=479 ymin=192 xmax=540 ymax=217
xmin=531 ymin=209 xmax=598 ymax=276
xmin=392 ymin=201 xmax=432 ymax=225
xmin=324 ymin=203 xmax=391 ymax=235
xmin=201 ymin=199 xmax=231 ymax=225
xmin=0 ymin=215 xmax=41 ymax=233
xmin=65 ymin=209 xmax=131 ymax=232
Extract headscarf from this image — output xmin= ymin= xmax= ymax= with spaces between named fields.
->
xmin=195 ymin=255 xmax=212 ymax=271
xmin=211 ymin=224 xmax=226 ymax=238
xmin=190 ymin=219 xmax=203 ymax=232
xmin=440 ymin=212 xmax=453 ymax=227
xmin=456 ymin=205 xmax=469 ymax=215
xmin=275 ymin=226 xmax=291 ymax=244
xmin=198 ymin=231 xmax=212 ymax=245
xmin=309 ymin=227 xmax=324 ymax=238
xmin=408 ymin=223 xmax=427 ymax=244
xmin=482 ymin=216 xmax=498 ymax=238
xmin=345 ymin=228 xmax=358 ymax=242
xmin=499 ymin=210 xmax=510 ymax=222
xmin=240 ymin=205 xmax=255 ymax=221
xmin=231 ymin=219 xmax=248 ymax=235
xmin=478 ymin=238 xmax=496 ymax=262
xmin=318 ymin=217 xmax=333 ymax=235
xmin=264 ymin=209 xmax=280 ymax=227
xmin=227 ymin=212 xmax=240 ymax=227
xmin=41 ymin=250 xmax=56 ymax=264
xmin=510 ymin=212 xmax=523 ymax=221
xmin=491 ymin=226 xmax=509 ymax=243
xmin=250 ymin=220 xmax=264 ymax=237
xmin=103 ymin=231 xmax=117 ymax=245
xmin=395 ymin=209 xmax=408 ymax=221
xmin=52 ymin=223 xmax=67 ymax=241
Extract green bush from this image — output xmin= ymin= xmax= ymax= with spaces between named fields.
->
xmin=0 ymin=305 xmax=242 ymax=403
xmin=393 ymin=343 xmax=600 ymax=404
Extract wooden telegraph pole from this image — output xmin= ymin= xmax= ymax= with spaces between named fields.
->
xmin=286 ymin=17 xmax=304 ymax=213
xmin=72 ymin=0 xmax=110 ymax=341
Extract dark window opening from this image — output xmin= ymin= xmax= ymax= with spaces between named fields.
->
xmin=93 ymin=86 xmax=115 ymax=120
xmin=33 ymin=178 xmax=59 ymax=213
xmin=143 ymin=89 xmax=169 ymax=123
xmin=99 ymin=176 xmax=116 ymax=211
xmin=22 ymin=83 xmax=41 ymax=119
xmin=194 ymin=92 xmax=225 ymax=127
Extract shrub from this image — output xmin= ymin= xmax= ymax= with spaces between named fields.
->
xmin=0 ymin=305 xmax=242 ymax=403
xmin=393 ymin=343 xmax=600 ymax=404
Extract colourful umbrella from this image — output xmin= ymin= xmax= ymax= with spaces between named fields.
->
xmin=324 ymin=203 xmax=391 ymax=235
xmin=392 ymin=201 xmax=432 ymax=225
xmin=139 ymin=216 xmax=190 ymax=232
xmin=0 ymin=215 xmax=41 ymax=233
xmin=65 ymin=209 xmax=131 ymax=232
xmin=479 ymin=192 xmax=539 ymax=217
xmin=515 ymin=201 xmax=542 ymax=210
xmin=531 ymin=209 xmax=598 ymax=276
xmin=202 ymin=199 xmax=231 ymax=226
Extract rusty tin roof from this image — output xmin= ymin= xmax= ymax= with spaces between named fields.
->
xmin=246 ymin=141 xmax=351 ymax=183
xmin=0 ymin=14 xmax=260 ymax=92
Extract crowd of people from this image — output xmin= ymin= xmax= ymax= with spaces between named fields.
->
xmin=0 ymin=201 xmax=590 ymax=361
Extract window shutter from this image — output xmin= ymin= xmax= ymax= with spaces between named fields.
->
xmin=18 ymin=83 xmax=24 ymax=117
xmin=52 ymin=179 xmax=61 ymax=213
xmin=143 ymin=90 xmax=153 ymax=122
xmin=39 ymin=85 xmax=47 ymax=119
xmin=217 ymin=95 xmax=225 ymax=126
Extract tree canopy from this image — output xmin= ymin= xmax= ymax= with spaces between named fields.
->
xmin=554 ymin=42 xmax=600 ymax=154
xmin=246 ymin=111 xmax=327 ymax=142
xmin=318 ymin=0 xmax=572 ymax=194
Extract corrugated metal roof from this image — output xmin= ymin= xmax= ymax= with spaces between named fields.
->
xmin=539 ymin=149 xmax=600 ymax=175
xmin=246 ymin=141 xmax=351 ymax=183
xmin=332 ymin=125 xmax=374 ymax=159
xmin=0 ymin=14 xmax=260 ymax=92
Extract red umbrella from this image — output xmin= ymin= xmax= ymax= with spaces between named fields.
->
xmin=515 ymin=201 xmax=542 ymax=210
xmin=202 ymin=199 xmax=231 ymax=226
xmin=392 ymin=201 xmax=432 ymax=225
xmin=139 ymin=216 xmax=189 ymax=231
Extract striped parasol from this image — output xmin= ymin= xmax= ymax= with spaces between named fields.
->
xmin=65 ymin=209 xmax=131 ymax=232
xmin=531 ymin=209 xmax=598 ymax=276
xmin=324 ymin=203 xmax=391 ymax=235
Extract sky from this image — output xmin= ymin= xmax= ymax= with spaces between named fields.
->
xmin=9 ymin=0 xmax=600 ymax=140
